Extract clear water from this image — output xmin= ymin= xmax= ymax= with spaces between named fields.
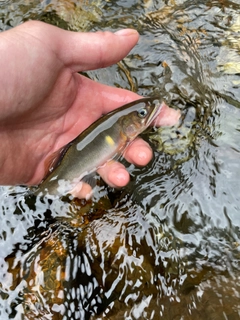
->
xmin=0 ymin=0 xmax=240 ymax=319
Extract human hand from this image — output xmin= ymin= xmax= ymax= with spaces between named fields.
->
xmin=0 ymin=21 xmax=180 ymax=193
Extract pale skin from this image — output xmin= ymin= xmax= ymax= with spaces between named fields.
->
xmin=0 ymin=21 xmax=180 ymax=197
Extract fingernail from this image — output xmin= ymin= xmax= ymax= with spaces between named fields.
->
xmin=114 ymin=29 xmax=139 ymax=36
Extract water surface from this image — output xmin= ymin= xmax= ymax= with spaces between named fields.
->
xmin=0 ymin=0 xmax=240 ymax=319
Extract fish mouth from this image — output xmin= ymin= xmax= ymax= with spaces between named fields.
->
xmin=146 ymin=100 xmax=164 ymax=126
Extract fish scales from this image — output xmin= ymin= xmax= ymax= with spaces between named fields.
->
xmin=35 ymin=97 xmax=163 ymax=196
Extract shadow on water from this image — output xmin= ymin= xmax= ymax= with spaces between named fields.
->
xmin=1 ymin=0 xmax=240 ymax=319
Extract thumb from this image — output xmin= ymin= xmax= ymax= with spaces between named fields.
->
xmin=58 ymin=28 xmax=139 ymax=71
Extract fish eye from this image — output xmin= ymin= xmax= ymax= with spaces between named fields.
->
xmin=137 ymin=108 xmax=148 ymax=118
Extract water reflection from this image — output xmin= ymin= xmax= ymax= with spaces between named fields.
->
xmin=0 ymin=0 xmax=240 ymax=319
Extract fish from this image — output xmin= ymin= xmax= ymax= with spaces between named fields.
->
xmin=34 ymin=97 xmax=163 ymax=197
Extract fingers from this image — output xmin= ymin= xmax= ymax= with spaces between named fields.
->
xmin=59 ymin=28 xmax=139 ymax=71
xmin=97 ymin=161 xmax=130 ymax=188
xmin=14 ymin=21 xmax=139 ymax=72
xmin=69 ymin=181 xmax=93 ymax=199
xmin=155 ymin=102 xmax=181 ymax=126
xmin=98 ymin=139 xmax=152 ymax=188
xmin=123 ymin=138 xmax=153 ymax=166
xmin=69 ymin=162 xmax=130 ymax=199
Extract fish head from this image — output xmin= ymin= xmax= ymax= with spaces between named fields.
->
xmin=120 ymin=99 xmax=163 ymax=140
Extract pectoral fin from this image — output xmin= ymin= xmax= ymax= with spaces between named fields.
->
xmin=43 ymin=146 xmax=68 ymax=178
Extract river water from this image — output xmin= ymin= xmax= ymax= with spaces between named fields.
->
xmin=0 ymin=0 xmax=240 ymax=319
